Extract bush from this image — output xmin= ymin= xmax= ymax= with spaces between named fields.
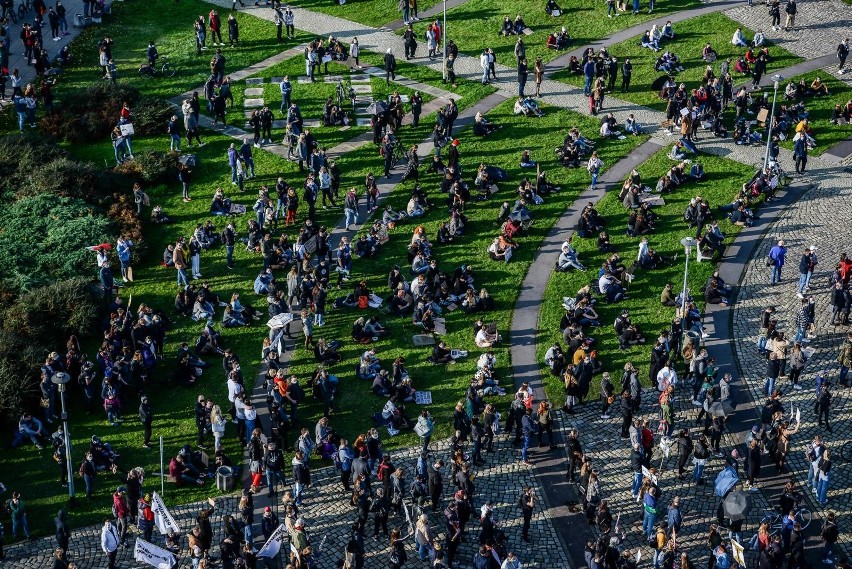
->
xmin=0 ymin=194 xmax=116 ymax=292
xmin=0 ymin=278 xmax=100 ymax=418
xmin=40 ymin=82 xmax=173 ymax=143
xmin=114 ymin=150 xmax=178 ymax=185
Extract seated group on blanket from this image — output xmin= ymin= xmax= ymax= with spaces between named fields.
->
xmin=500 ymin=14 xmax=528 ymax=36
xmin=640 ymin=22 xmax=675 ymax=52
xmin=556 ymin=127 xmax=597 ymax=167
xmin=546 ymin=27 xmax=571 ymax=50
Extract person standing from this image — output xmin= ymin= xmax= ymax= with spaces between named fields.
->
xmin=768 ymin=239 xmax=787 ymax=285
xmin=520 ymin=407 xmax=536 ymax=465
xmin=838 ymin=38 xmax=849 ymax=74
xmin=784 ymin=0 xmax=796 ymax=31
xmin=279 ymin=75 xmax=292 ymax=113
xmin=112 ymin=487 xmax=130 ymax=548
xmin=137 ymin=494 xmax=155 ymax=542
xmin=518 ymin=486 xmax=534 ymax=542
xmin=821 ymin=511 xmax=839 ymax=564
xmin=100 ymin=519 xmax=120 ymax=569
xmin=816 ymin=380 xmax=832 ymax=432
xmin=139 ymin=395 xmax=153 ymax=449
xmin=797 ymin=246 xmax=817 ymax=297
xmin=587 ymin=151 xmax=604 ymax=190
xmin=173 ymin=238 xmax=188 ymax=287
xmin=9 ymin=492 xmax=31 ymax=540
xmin=54 ymin=509 xmax=70 ymax=553
xmin=838 ymin=332 xmax=852 ymax=386
xmin=428 ymin=459 xmax=444 ymax=512
xmin=383 ymin=48 xmax=396 ymax=84
xmin=222 ymin=221 xmax=236 ymax=270
xmin=621 ymin=58 xmax=633 ymax=92
xmin=79 ymin=452 xmax=96 ymax=498
xmin=283 ymin=5 xmax=295 ymax=39
xmin=533 ymin=57 xmax=544 ymax=97
xmin=517 ymin=58 xmax=528 ymax=98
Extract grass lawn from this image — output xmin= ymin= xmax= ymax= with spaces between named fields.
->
xmin=1 ymin=96 xmax=643 ymax=536
xmin=355 ymin=49 xmax=498 ymax=111
xmin=414 ymin=0 xmax=702 ymax=68
xmin=552 ymin=12 xmax=802 ymax=113
xmin=289 ymin=0 xmax=441 ymax=28
xmin=775 ymin=72 xmax=852 ymax=156
xmin=274 ymin=98 xmax=647 ymax=454
xmin=536 ymin=149 xmax=757 ymax=405
xmin=50 ymin=0 xmax=312 ymax=102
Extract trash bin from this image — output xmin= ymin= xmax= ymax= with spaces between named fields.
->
xmin=216 ymin=466 xmax=234 ymax=492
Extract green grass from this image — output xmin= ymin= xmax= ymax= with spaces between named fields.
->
xmin=775 ymin=72 xmax=852 ymax=156
xmin=537 ymin=149 xmax=756 ymax=405
xmin=275 ymin=99 xmax=647 ymax=450
xmin=419 ymin=0 xmax=702 ymax=68
xmin=49 ymin=0 xmax=312 ymax=101
xmin=553 ymin=12 xmax=802 ymax=113
xmin=356 ymin=49 xmax=498 ymax=110
xmin=288 ymin=0 xmax=441 ymax=27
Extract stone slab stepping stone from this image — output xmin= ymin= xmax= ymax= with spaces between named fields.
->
xmin=323 ymin=75 xmax=344 ymax=83
xmin=350 ymin=76 xmax=371 ymax=83
xmin=296 ymin=77 xmax=314 ymax=84
xmin=272 ymin=120 xmax=286 ymax=129
xmin=356 ymin=117 xmax=372 ymax=126
xmin=302 ymin=119 xmax=321 ymax=127
xmin=245 ymin=78 xmax=264 ymax=85
xmin=269 ymin=77 xmax=285 ymax=84
xmin=363 ymin=67 xmax=384 ymax=76
xmin=243 ymin=110 xmax=256 ymax=118
xmin=352 ymin=84 xmax=372 ymax=94
xmin=244 ymin=98 xmax=264 ymax=108
xmin=397 ymin=94 xmax=409 ymax=103
xmin=244 ymin=87 xmax=264 ymax=97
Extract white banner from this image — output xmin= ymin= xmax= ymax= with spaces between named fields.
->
xmin=134 ymin=538 xmax=177 ymax=569
xmin=258 ymin=523 xmax=289 ymax=558
xmin=151 ymin=492 xmax=180 ymax=536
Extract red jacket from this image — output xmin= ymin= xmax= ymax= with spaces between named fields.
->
xmin=113 ymin=493 xmax=129 ymax=518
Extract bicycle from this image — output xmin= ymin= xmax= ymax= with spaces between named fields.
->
xmin=752 ymin=160 xmax=792 ymax=188
xmin=139 ymin=57 xmax=176 ymax=79
xmin=838 ymin=440 xmax=852 ymax=464
xmin=757 ymin=504 xmax=812 ymax=537
xmin=336 ymin=78 xmax=357 ymax=112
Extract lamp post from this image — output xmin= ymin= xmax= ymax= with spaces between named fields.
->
xmin=762 ymin=73 xmax=784 ymax=172
xmin=442 ymin=0 xmax=447 ymax=82
xmin=51 ymin=372 xmax=78 ymax=509
xmin=680 ymin=237 xmax=697 ymax=354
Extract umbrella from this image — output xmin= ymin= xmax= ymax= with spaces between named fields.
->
xmin=714 ymin=466 xmax=739 ymax=497
xmin=178 ymin=154 xmax=198 ymax=168
xmin=365 ymin=100 xmax=388 ymax=115
xmin=709 ymin=400 xmax=735 ymax=417
xmin=485 ymin=166 xmax=509 ymax=181
xmin=723 ymin=490 xmax=753 ymax=521
xmin=45 ymin=68 xmax=62 ymax=76
xmin=267 ymin=313 xmax=294 ymax=329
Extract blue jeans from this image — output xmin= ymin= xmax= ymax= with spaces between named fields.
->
xmin=226 ymin=245 xmax=234 ymax=266
xmin=276 ymin=198 xmax=286 ymax=217
xmin=11 ymin=514 xmax=30 ymax=539
xmin=679 ymin=137 xmax=698 ymax=154
xmin=481 ymin=66 xmax=488 ymax=83
xmin=758 ymin=336 xmax=768 ymax=352
xmin=245 ymin=158 xmax=255 ymax=177
xmin=521 ymin=434 xmax=530 ymax=461
xmin=418 ymin=542 xmax=431 ymax=560
xmin=771 ymin=265 xmax=782 ymax=285
xmin=607 ymin=2 xmax=615 ymax=14
xmin=17 ymin=110 xmax=25 ymax=131
xmin=293 ymin=480 xmax=303 ymax=504
xmin=841 ymin=366 xmax=849 ymax=385
xmin=584 ymin=75 xmax=593 ymax=95
xmin=177 ymin=268 xmax=188 ymax=287
xmin=518 ymin=80 xmax=526 ymax=97
xmin=632 ymin=471 xmax=642 ymax=496
xmin=642 ymin=512 xmax=657 ymax=538
xmin=590 ymin=169 xmax=599 ymax=187
xmin=693 ymin=462 xmax=705 ymax=483
xmin=170 ymin=134 xmax=181 ymax=151
xmin=345 ymin=207 xmax=357 ymax=228
xmin=83 ymin=473 xmax=94 ymax=497
xmin=797 ymin=272 xmax=811 ymax=293
xmin=818 ymin=477 xmax=829 ymax=503
xmin=808 ymin=462 xmax=819 ymax=490
xmin=765 ymin=377 xmax=775 ymax=396
xmin=230 ymin=165 xmax=237 ymax=183
xmin=794 ymin=327 xmax=805 ymax=343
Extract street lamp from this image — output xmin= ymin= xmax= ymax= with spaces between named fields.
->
xmin=762 ymin=73 xmax=784 ymax=172
xmin=680 ymin=237 xmax=697 ymax=355
xmin=442 ymin=0 xmax=447 ymax=82
xmin=51 ymin=372 xmax=78 ymax=509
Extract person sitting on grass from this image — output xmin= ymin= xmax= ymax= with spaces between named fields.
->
xmin=734 ymin=56 xmax=750 ymax=75
xmin=473 ymin=112 xmax=500 ymax=136
xmin=169 ymin=453 xmax=205 ymax=486
xmin=475 ymin=322 xmax=500 ymax=348
xmin=598 ymin=271 xmax=626 ymax=302
xmin=500 ymin=16 xmax=516 ymax=36
xmin=661 ymin=21 xmax=675 ymax=40
xmin=13 ymin=412 xmax=48 ymax=449
xmin=513 ymin=97 xmax=544 ymax=117
xmin=640 ymin=30 xmax=660 ymax=52
xmin=624 ymin=114 xmax=642 ymax=136
xmin=429 ymin=341 xmax=466 ymax=364
xmin=731 ymin=27 xmax=748 ymax=47
xmin=557 ymin=241 xmax=586 ymax=272
xmin=655 ymin=52 xmax=683 ymax=74
xmin=488 ymin=235 xmax=516 ymax=263
xmin=545 ymin=0 xmax=561 ymax=15
xmin=807 ymin=77 xmax=829 ymax=96
xmin=520 ymin=150 xmax=537 ymax=168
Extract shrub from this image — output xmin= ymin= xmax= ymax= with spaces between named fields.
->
xmin=114 ymin=150 xmax=177 ymax=185
xmin=0 ymin=194 xmax=116 ymax=292
xmin=0 ymin=278 xmax=100 ymax=418
xmin=40 ymin=82 xmax=174 ymax=143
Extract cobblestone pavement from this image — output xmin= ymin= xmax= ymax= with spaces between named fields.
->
xmin=724 ymin=0 xmax=852 ymax=60
xmin=731 ymin=165 xmax=852 ymax=558
xmin=3 ymin=436 xmax=570 ymax=568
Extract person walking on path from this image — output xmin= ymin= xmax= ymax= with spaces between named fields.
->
xmin=793 ymin=132 xmax=808 ymax=174
xmin=768 ymin=239 xmax=787 ymax=285
xmin=139 ymin=395 xmax=153 ymax=448
xmin=100 ymin=519 xmax=120 ymax=569
xmin=837 ymin=332 xmax=852 ymax=386
xmin=517 ymin=58 xmax=528 ymax=98
xmin=384 ymin=48 xmax=396 ymax=85
xmin=9 ymin=492 xmax=31 ymax=540
xmin=784 ymin=0 xmax=797 ymax=31
xmin=821 ymin=511 xmax=839 ymax=564
xmin=112 ymin=487 xmax=130 ymax=547
xmin=518 ymin=486 xmax=534 ymax=542
xmin=797 ymin=246 xmax=817 ymax=297
xmin=837 ymin=38 xmax=848 ymax=74
xmin=54 ymin=509 xmax=70 ymax=553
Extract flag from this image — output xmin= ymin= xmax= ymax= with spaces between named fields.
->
xmin=151 ymin=492 xmax=180 ymax=535
xmin=258 ymin=523 xmax=289 ymax=558
xmin=134 ymin=538 xmax=177 ymax=569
